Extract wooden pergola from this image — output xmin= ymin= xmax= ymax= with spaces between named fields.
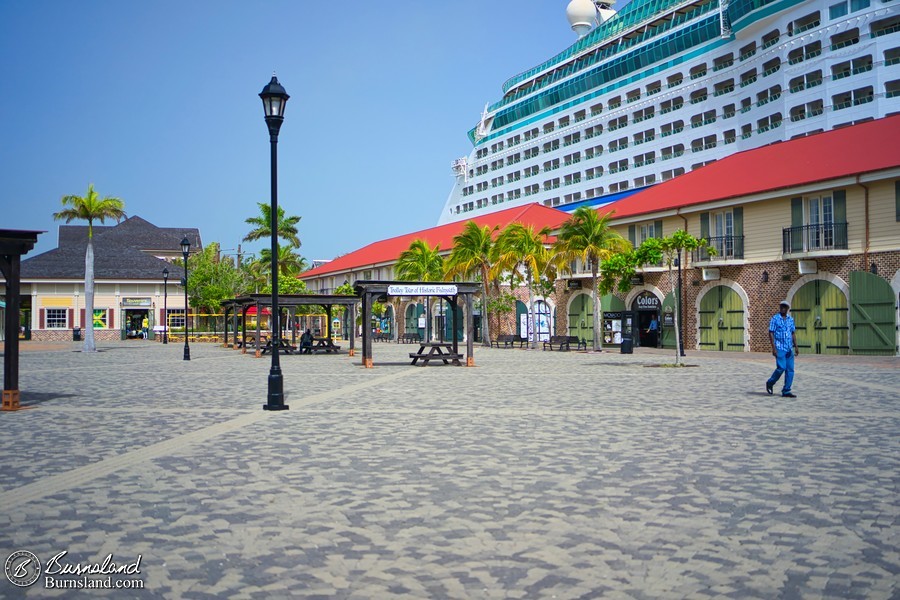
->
xmin=1 ymin=229 xmax=43 ymax=411
xmin=354 ymin=280 xmax=479 ymax=368
xmin=222 ymin=294 xmax=358 ymax=356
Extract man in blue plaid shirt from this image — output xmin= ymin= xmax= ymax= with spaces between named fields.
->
xmin=766 ymin=300 xmax=798 ymax=398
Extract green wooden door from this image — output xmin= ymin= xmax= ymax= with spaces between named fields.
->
xmin=849 ymin=270 xmax=897 ymax=355
xmin=698 ymin=286 xmax=745 ymax=351
xmin=568 ymin=293 xmax=593 ymax=344
xmin=792 ymin=280 xmax=849 ymax=355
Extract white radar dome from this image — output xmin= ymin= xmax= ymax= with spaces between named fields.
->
xmin=566 ymin=0 xmax=599 ymax=38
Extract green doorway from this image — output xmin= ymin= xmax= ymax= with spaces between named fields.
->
xmin=698 ymin=286 xmax=746 ymax=351
xmin=792 ymin=279 xmax=849 ymax=355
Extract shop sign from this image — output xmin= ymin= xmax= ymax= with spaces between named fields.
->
xmin=567 ymin=280 xmax=582 ymax=289
xmin=635 ymin=294 xmax=660 ymax=311
xmin=122 ymin=298 xmax=152 ymax=307
xmin=630 ymin=275 xmax=644 ymax=285
xmin=388 ymin=284 xmax=457 ymax=296
xmin=663 ymin=306 xmax=675 ymax=327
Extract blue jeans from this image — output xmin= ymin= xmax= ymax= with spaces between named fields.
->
xmin=767 ymin=348 xmax=794 ymax=395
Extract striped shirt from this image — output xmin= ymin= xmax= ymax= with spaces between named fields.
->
xmin=769 ymin=314 xmax=795 ymax=352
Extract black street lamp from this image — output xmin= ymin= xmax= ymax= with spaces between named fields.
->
xmin=162 ymin=267 xmax=169 ymax=344
xmin=181 ymin=236 xmax=191 ymax=361
xmin=260 ymin=74 xmax=289 ymax=411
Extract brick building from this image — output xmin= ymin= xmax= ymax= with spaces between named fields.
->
xmin=301 ymin=116 xmax=900 ymax=355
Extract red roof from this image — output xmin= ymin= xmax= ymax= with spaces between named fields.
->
xmin=301 ymin=203 xmax=569 ymax=278
xmin=598 ymin=115 xmax=900 ymax=220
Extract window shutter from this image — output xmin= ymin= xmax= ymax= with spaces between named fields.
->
xmin=108 ymin=309 xmax=114 ymax=329
xmin=733 ymin=207 xmax=743 ymax=237
xmin=896 ymin=181 xmax=900 ymax=222
xmin=700 ymin=212 xmax=710 ymax=239
xmin=80 ymin=309 xmax=85 ymax=328
xmin=791 ymin=197 xmax=804 ymax=252
xmin=39 ymin=308 xmax=45 ymax=329
xmin=833 ymin=189 xmax=846 ymax=224
xmin=654 ymin=220 xmax=663 ymax=238
xmin=791 ymin=197 xmax=803 ymax=226
xmin=68 ymin=308 xmax=74 ymax=329
xmin=628 ymin=225 xmax=636 ymax=246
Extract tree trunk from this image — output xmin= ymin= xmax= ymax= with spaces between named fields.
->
xmin=84 ymin=240 xmax=96 ymax=352
xmin=527 ymin=274 xmax=538 ymax=350
xmin=480 ymin=268 xmax=491 ymax=347
xmin=668 ymin=261 xmax=681 ymax=366
xmin=591 ymin=261 xmax=603 ymax=352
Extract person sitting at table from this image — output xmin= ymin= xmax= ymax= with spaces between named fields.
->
xmin=299 ymin=329 xmax=314 ymax=354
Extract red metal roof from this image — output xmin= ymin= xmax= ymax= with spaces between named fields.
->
xmin=598 ymin=115 xmax=900 ymax=220
xmin=301 ymin=203 xmax=570 ymax=279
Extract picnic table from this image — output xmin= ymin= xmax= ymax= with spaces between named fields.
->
xmin=409 ymin=342 xmax=463 ymax=366
xmin=260 ymin=338 xmax=297 ymax=355
xmin=303 ymin=337 xmax=341 ymax=354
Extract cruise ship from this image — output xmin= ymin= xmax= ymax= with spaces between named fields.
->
xmin=438 ymin=0 xmax=900 ymax=224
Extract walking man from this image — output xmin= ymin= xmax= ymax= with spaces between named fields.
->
xmin=766 ymin=300 xmax=798 ymax=398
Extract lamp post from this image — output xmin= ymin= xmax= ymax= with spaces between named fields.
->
xmin=260 ymin=74 xmax=290 ymax=411
xmin=162 ymin=267 xmax=169 ymax=344
xmin=181 ymin=236 xmax=191 ymax=361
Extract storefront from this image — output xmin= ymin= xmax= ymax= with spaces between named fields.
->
xmin=122 ymin=297 xmax=153 ymax=339
xmin=631 ymin=291 xmax=661 ymax=348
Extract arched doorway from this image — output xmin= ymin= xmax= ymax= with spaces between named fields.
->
xmin=568 ymin=292 xmax=593 ymax=345
xmin=516 ymin=299 xmax=552 ymax=341
xmin=631 ymin=291 xmax=661 ymax=348
xmin=698 ymin=285 xmax=746 ymax=351
xmin=792 ymin=279 xmax=848 ymax=355
xmin=405 ymin=302 xmax=425 ymax=339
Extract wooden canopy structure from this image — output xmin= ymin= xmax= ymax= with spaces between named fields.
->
xmin=1 ymin=229 xmax=43 ymax=410
xmin=222 ymin=294 xmax=359 ymax=355
xmin=354 ymin=280 xmax=479 ymax=368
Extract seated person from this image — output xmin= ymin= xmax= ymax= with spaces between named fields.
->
xmin=299 ymin=329 xmax=314 ymax=354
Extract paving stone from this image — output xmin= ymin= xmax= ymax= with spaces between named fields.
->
xmin=0 ymin=341 xmax=897 ymax=598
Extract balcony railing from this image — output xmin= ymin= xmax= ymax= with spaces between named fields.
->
xmin=693 ymin=235 xmax=744 ymax=262
xmin=782 ymin=223 xmax=848 ymax=254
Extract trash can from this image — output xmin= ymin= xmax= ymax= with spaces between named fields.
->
xmin=73 ymin=327 xmax=82 ymax=341
xmin=620 ymin=335 xmax=633 ymax=354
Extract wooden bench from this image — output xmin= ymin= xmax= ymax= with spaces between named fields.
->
xmin=491 ymin=334 xmax=524 ymax=348
xmin=543 ymin=335 xmax=572 ymax=351
xmin=567 ymin=335 xmax=588 ymax=351
xmin=399 ymin=333 xmax=422 ymax=344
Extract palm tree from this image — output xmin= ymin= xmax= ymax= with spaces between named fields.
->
xmin=444 ymin=221 xmax=498 ymax=347
xmin=555 ymin=207 xmax=631 ymax=351
xmin=491 ymin=223 xmax=555 ymax=349
xmin=395 ymin=239 xmax=444 ymax=341
xmin=257 ymin=244 xmax=309 ymax=278
xmin=243 ymin=202 xmax=302 ymax=248
xmin=53 ymin=184 xmax=126 ymax=352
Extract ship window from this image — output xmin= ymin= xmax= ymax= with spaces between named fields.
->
xmin=829 ymin=1 xmax=849 ymax=19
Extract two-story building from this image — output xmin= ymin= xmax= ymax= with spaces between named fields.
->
xmin=303 ymin=115 xmax=900 ymax=354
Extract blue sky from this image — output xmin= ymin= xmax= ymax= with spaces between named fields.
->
xmin=2 ymin=1 xmax=600 ymax=263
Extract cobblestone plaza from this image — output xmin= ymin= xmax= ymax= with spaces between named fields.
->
xmin=1 ymin=341 xmax=897 ymax=598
